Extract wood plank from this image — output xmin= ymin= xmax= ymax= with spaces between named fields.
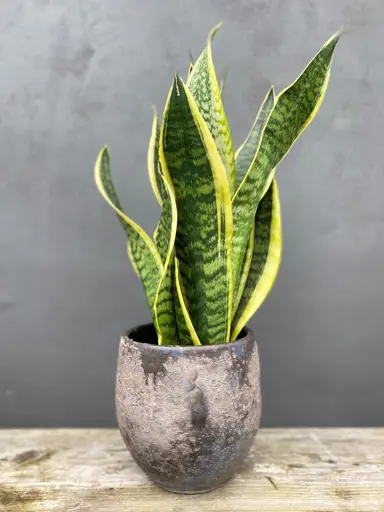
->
xmin=0 ymin=429 xmax=383 ymax=511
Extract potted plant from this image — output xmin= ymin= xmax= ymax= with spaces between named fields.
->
xmin=94 ymin=24 xmax=339 ymax=494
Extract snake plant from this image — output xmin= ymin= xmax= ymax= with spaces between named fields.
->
xmin=95 ymin=24 xmax=339 ymax=346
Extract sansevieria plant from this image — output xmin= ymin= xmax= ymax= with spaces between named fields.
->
xmin=95 ymin=24 xmax=339 ymax=347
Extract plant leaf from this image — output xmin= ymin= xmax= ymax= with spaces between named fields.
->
xmin=235 ymin=86 xmax=275 ymax=187
xmin=233 ymin=87 xmax=275 ymax=312
xmin=147 ymin=110 xmax=162 ymax=205
xmin=153 ymin=99 xmax=196 ymax=346
xmin=174 ymin=258 xmax=201 ymax=346
xmin=127 ymin=241 xmax=140 ymax=277
xmin=160 ymin=75 xmax=233 ymax=345
xmin=171 ymin=263 xmax=196 ymax=346
xmin=232 ymin=32 xmax=339 ymax=289
xmin=154 ymin=163 xmax=172 ymax=263
xmin=231 ymin=179 xmax=282 ymax=340
xmin=232 ymin=221 xmax=255 ymax=316
xmin=94 ymin=147 xmax=162 ymax=317
xmin=148 ymin=113 xmax=168 ymax=261
xmin=152 ymin=168 xmax=179 ymax=346
xmin=187 ymin=23 xmax=236 ymax=195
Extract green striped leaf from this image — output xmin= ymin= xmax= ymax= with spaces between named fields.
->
xmin=94 ymin=147 xmax=162 ymax=317
xmin=233 ymin=222 xmax=255 ymax=317
xmin=147 ymin=110 xmax=162 ymax=205
xmin=233 ymin=87 xmax=276 ymax=313
xmin=174 ymin=258 xmax=201 ymax=346
xmin=127 ymin=242 xmax=140 ymax=277
xmin=187 ymin=23 xmax=236 ymax=195
xmin=154 ymin=162 xmax=171 ymax=263
xmin=152 ymin=108 xmax=196 ymax=345
xmin=172 ymin=268 xmax=193 ymax=346
xmin=150 ymin=92 xmax=197 ymax=346
xmin=235 ymin=86 xmax=275 ymax=187
xmin=148 ymin=113 xmax=171 ymax=258
xmin=160 ymin=75 xmax=233 ymax=345
xmin=148 ymin=113 xmax=178 ymax=345
xmin=171 ymin=234 xmax=198 ymax=346
xmin=232 ymin=32 xmax=339 ymax=289
xmin=231 ymin=179 xmax=282 ymax=340
xmin=152 ymin=166 xmax=178 ymax=346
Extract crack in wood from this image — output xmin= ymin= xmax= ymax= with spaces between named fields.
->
xmin=265 ymin=476 xmax=278 ymax=490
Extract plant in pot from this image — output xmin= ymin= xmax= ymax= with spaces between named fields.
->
xmin=94 ymin=24 xmax=339 ymax=494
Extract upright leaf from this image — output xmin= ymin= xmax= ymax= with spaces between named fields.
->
xmin=235 ymin=87 xmax=275 ymax=187
xmin=148 ymin=113 xmax=177 ymax=344
xmin=232 ymin=32 xmax=339 ymax=289
xmin=150 ymin=89 xmax=196 ymax=346
xmin=233 ymin=87 xmax=275 ymax=312
xmin=233 ymin=222 xmax=255 ymax=316
xmin=174 ymin=258 xmax=201 ymax=346
xmin=147 ymin=111 xmax=162 ymax=205
xmin=188 ymin=23 xmax=236 ymax=195
xmin=152 ymin=166 xmax=178 ymax=345
xmin=160 ymin=76 xmax=233 ymax=345
xmin=94 ymin=147 xmax=162 ymax=317
xmin=231 ymin=179 xmax=282 ymax=340
xmin=154 ymin=163 xmax=171 ymax=263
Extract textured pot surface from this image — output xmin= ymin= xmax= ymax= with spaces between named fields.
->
xmin=116 ymin=323 xmax=261 ymax=494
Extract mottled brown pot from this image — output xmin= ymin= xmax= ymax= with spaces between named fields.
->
xmin=115 ymin=323 xmax=261 ymax=494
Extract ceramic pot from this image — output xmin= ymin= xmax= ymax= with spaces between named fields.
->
xmin=115 ymin=323 xmax=261 ymax=494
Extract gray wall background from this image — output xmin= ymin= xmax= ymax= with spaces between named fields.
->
xmin=1 ymin=0 xmax=383 ymax=427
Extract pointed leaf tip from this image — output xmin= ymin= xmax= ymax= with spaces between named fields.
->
xmin=323 ymin=30 xmax=341 ymax=52
xmin=334 ymin=25 xmax=344 ymax=38
xmin=188 ymin=22 xmax=236 ymax=194
xmin=208 ymin=22 xmax=223 ymax=45
xmin=95 ymin=145 xmax=109 ymax=173
xmin=173 ymin=74 xmax=184 ymax=97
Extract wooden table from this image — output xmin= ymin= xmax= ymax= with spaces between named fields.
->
xmin=0 ymin=429 xmax=383 ymax=511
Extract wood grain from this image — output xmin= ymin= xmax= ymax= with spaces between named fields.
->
xmin=0 ymin=429 xmax=383 ymax=511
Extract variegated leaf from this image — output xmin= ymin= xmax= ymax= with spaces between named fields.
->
xmin=174 ymin=258 xmax=201 ymax=346
xmin=94 ymin=147 xmax=162 ymax=317
xmin=233 ymin=87 xmax=276 ymax=312
xmin=232 ymin=32 xmax=339 ymax=289
xmin=147 ymin=110 xmax=162 ymax=205
xmin=160 ymin=75 xmax=233 ymax=345
xmin=235 ymin=86 xmax=275 ymax=187
xmin=233 ymin=222 xmax=255 ymax=316
xmin=188 ymin=23 xmax=236 ymax=195
xmin=151 ymin=94 xmax=197 ymax=346
xmin=154 ymin=163 xmax=171 ymax=263
xmin=152 ymin=165 xmax=179 ymax=345
xmin=231 ymin=179 xmax=282 ymax=340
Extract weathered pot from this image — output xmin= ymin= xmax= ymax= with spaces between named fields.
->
xmin=115 ymin=323 xmax=261 ymax=494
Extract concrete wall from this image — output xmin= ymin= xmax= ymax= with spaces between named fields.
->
xmin=1 ymin=0 xmax=383 ymax=426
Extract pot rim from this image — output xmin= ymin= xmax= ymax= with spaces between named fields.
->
xmin=121 ymin=323 xmax=254 ymax=353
